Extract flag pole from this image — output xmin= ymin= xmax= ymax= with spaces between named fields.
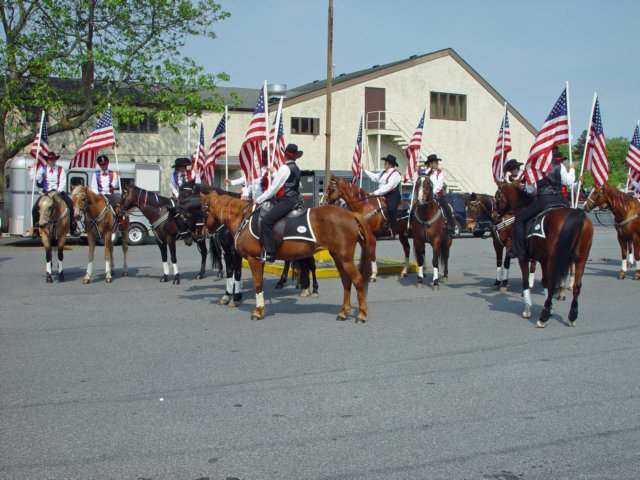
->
xmin=264 ymin=82 xmax=270 ymax=181
xmin=359 ymin=112 xmax=364 ymax=189
xmin=29 ymin=110 xmax=46 ymax=233
xmin=109 ymin=105 xmax=122 ymax=195
xmin=565 ymin=81 xmax=576 ymax=207
xmin=224 ymin=106 xmax=229 ymax=191
xmin=499 ymin=102 xmax=507 ymax=180
xmin=272 ymin=96 xmax=284 ymax=171
xmin=576 ymin=92 xmax=597 ymax=208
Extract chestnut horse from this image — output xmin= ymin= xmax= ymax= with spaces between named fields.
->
xmin=36 ymin=192 xmax=71 ymax=283
xmin=583 ymin=184 xmax=640 ymax=280
xmin=200 ymin=190 xmax=374 ymax=322
xmin=410 ymin=175 xmax=452 ymax=289
xmin=71 ymin=186 xmax=129 ymax=283
xmin=320 ymin=174 xmax=411 ymax=280
xmin=495 ymin=182 xmax=593 ymax=327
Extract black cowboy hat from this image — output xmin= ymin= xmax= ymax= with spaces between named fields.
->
xmin=96 ymin=154 xmax=109 ymax=165
xmin=503 ymin=159 xmax=523 ymax=171
xmin=284 ymin=144 xmax=303 ymax=159
xmin=551 ymin=147 xmax=567 ymax=161
xmin=424 ymin=153 xmax=442 ymax=164
xmin=381 ymin=154 xmax=398 ymax=167
xmin=172 ymin=157 xmax=191 ymax=168
xmin=46 ymin=151 xmax=60 ymax=160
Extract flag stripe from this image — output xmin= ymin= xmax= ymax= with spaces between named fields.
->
xmin=584 ymin=97 xmax=609 ymax=187
xmin=491 ymin=109 xmax=512 ymax=181
xmin=70 ymin=106 xmax=115 ymax=169
xmin=403 ymin=110 xmax=425 ymax=182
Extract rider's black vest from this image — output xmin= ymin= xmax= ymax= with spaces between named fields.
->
xmin=282 ymin=161 xmax=301 ymax=199
xmin=536 ymin=161 xmax=563 ymax=195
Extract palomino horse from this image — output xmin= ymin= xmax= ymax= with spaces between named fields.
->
xmin=36 ymin=192 xmax=71 ymax=283
xmin=410 ymin=175 xmax=452 ymax=289
xmin=119 ymin=185 xmax=210 ymax=284
xmin=71 ymin=186 xmax=129 ymax=283
xmin=320 ymin=174 xmax=412 ymax=280
xmin=200 ymin=190 xmax=375 ymax=322
xmin=495 ymin=182 xmax=593 ymax=327
xmin=583 ymin=184 xmax=640 ymax=280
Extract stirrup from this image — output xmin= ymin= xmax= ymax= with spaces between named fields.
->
xmin=256 ymin=251 xmax=276 ymax=264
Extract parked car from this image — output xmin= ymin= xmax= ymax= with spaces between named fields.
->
xmin=442 ymin=193 xmax=470 ymax=238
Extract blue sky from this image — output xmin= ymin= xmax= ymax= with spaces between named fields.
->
xmin=184 ymin=0 xmax=639 ymax=139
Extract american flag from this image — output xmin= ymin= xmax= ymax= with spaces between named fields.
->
xmin=625 ymin=124 xmax=640 ymax=174
xmin=584 ymin=97 xmax=609 ymax=187
xmin=192 ymin=122 xmax=206 ymax=179
xmin=239 ymin=87 xmax=267 ymax=183
xmin=523 ymin=88 xmax=569 ymax=184
xmin=491 ymin=109 xmax=512 ymax=181
xmin=630 ymin=169 xmax=640 ymax=193
xmin=269 ymin=111 xmax=286 ymax=171
xmin=30 ymin=116 xmax=49 ymax=170
xmin=70 ymin=106 xmax=115 ymax=169
xmin=350 ymin=115 xmax=364 ymax=184
xmin=404 ymin=109 xmax=425 ymax=182
xmin=203 ymin=114 xmax=226 ymax=185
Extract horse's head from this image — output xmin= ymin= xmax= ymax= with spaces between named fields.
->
xmin=119 ymin=185 xmax=136 ymax=211
xmin=320 ymin=174 xmax=341 ymax=206
xmin=414 ymin=175 xmax=434 ymax=206
xmin=169 ymin=204 xmax=195 ymax=246
xmin=178 ymin=179 xmax=198 ymax=203
xmin=200 ymin=191 xmax=218 ymax=233
xmin=494 ymin=181 xmax=528 ymax=215
xmin=38 ymin=192 xmax=57 ymax=227
xmin=583 ymin=186 xmax=606 ymax=212
xmin=71 ymin=185 xmax=89 ymax=220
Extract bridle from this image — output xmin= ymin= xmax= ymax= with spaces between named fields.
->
xmin=411 ymin=176 xmax=442 ymax=227
xmin=583 ymin=187 xmax=602 ymax=212
xmin=39 ymin=192 xmax=70 ymax=232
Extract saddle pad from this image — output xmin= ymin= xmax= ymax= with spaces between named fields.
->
xmin=526 ymin=206 xmax=566 ymax=241
xmin=249 ymin=209 xmax=317 ymax=243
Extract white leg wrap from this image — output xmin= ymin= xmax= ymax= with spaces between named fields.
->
xmin=105 ymin=260 xmax=111 ymax=274
xmin=372 ymin=261 xmax=378 ymax=274
xmin=234 ymin=279 xmax=243 ymax=293
xmin=432 ymin=267 xmax=438 ymax=282
xmin=46 ymin=262 xmax=52 ymax=274
xmin=636 ymin=260 xmax=640 ymax=271
xmin=496 ymin=266 xmax=502 ymax=282
xmin=528 ymin=272 xmax=535 ymax=289
xmin=162 ymin=262 xmax=170 ymax=275
xmin=417 ymin=265 xmax=423 ymax=279
xmin=58 ymin=261 xmax=63 ymax=273
xmin=503 ymin=269 xmax=509 ymax=281
xmin=87 ymin=261 xmax=93 ymax=276
xmin=628 ymin=253 xmax=634 ymax=263
xmin=226 ymin=278 xmax=234 ymax=294
xmin=172 ymin=263 xmax=179 ymax=275
xmin=523 ymin=288 xmax=532 ymax=307
xmin=621 ymin=259 xmax=627 ymax=272
xmin=256 ymin=291 xmax=265 ymax=308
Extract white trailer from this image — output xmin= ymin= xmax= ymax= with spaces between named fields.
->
xmin=2 ymin=156 xmax=162 ymax=245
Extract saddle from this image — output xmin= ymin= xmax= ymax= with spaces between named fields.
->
xmin=249 ymin=200 xmax=315 ymax=247
xmin=525 ymin=205 xmax=567 ymax=241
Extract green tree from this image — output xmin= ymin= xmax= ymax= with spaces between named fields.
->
xmin=0 ymin=0 xmax=231 ymax=196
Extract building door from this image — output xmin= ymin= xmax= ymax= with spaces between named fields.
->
xmin=365 ymin=87 xmax=385 ymax=129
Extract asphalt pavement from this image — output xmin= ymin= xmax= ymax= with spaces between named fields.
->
xmin=0 ymin=223 xmax=639 ymax=480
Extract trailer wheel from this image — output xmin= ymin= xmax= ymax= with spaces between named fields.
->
xmin=127 ymin=222 xmax=146 ymax=246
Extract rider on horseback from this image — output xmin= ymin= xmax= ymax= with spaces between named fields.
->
xmin=510 ymin=147 xmax=575 ymax=260
xmin=421 ymin=154 xmax=456 ymax=237
xmin=90 ymin=154 xmax=126 ymax=229
xmin=170 ymin=157 xmax=200 ymax=199
xmin=364 ymin=154 xmax=402 ymax=236
xmin=225 ymin=148 xmax=270 ymax=201
xmin=254 ymin=144 xmax=303 ymax=264
xmin=503 ymin=158 xmax=524 ymax=183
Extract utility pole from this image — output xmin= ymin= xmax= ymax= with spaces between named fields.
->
xmin=324 ymin=0 xmax=333 ymax=187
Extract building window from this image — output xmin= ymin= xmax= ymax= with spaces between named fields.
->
xmin=430 ymin=92 xmax=467 ymax=121
xmin=291 ymin=117 xmax=320 ymax=135
xmin=118 ymin=113 xmax=159 ymax=133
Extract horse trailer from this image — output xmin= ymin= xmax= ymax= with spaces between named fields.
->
xmin=2 ymin=156 xmax=162 ymax=245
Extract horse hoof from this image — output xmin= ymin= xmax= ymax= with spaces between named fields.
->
xmin=557 ymin=294 xmax=565 ymax=301
xmin=250 ymin=315 xmax=262 ymax=320
xmin=431 ymin=283 xmax=440 ymax=291
xmin=122 ymin=272 xmax=129 ymax=277
xmin=299 ymin=289 xmax=311 ymax=298
xmin=634 ymin=272 xmax=640 ymax=280
xmin=566 ymin=320 xmax=576 ymax=327
xmin=499 ymin=286 xmax=508 ymax=293
xmin=399 ymin=272 xmax=407 ymax=278
xmin=83 ymin=278 xmax=91 ymax=284
xmin=58 ymin=273 xmax=64 ymax=283
xmin=105 ymin=278 xmax=112 ymax=284
xmin=219 ymin=297 xmax=231 ymax=306
xmin=336 ymin=315 xmax=347 ymax=321
xmin=617 ymin=271 xmax=626 ymax=280
xmin=355 ymin=316 xmax=366 ymax=324
xmin=311 ymin=292 xmax=319 ymax=298
xmin=160 ymin=275 xmax=168 ymax=283
xmin=416 ymin=281 xmax=424 ymax=288
xmin=522 ymin=305 xmax=532 ymax=318
xmin=536 ymin=320 xmax=546 ymax=328
xmin=370 ymin=276 xmax=377 ymax=283
xmin=274 ymin=282 xmax=285 ymax=289
xmin=492 ymin=281 xmax=500 ymax=289
xmin=441 ymin=276 xmax=448 ymax=284
xmin=46 ymin=275 xmax=53 ymax=284
xmin=196 ymin=274 xmax=204 ymax=280
xmin=173 ymin=277 xmax=180 ymax=285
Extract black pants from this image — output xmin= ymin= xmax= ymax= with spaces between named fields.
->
xmin=384 ymin=190 xmax=401 ymax=234
xmin=437 ymin=196 xmax=454 ymax=229
xmin=32 ymin=192 xmax=74 ymax=227
xmin=260 ymin=196 xmax=299 ymax=255
xmin=512 ymin=193 xmax=568 ymax=259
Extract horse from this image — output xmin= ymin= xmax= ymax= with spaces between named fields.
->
xmin=200 ymin=190 xmax=374 ymax=322
xmin=583 ymin=184 xmax=640 ymax=280
xmin=119 ymin=185 xmax=209 ymax=284
xmin=176 ymin=181 xmax=243 ymax=306
xmin=71 ymin=186 xmax=129 ymax=283
xmin=410 ymin=175 xmax=452 ymax=289
xmin=495 ymin=182 xmax=593 ymax=327
xmin=320 ymin=174 xmax=412 ymax=280
xmin=35 ymin=192 xmax=71 ymax=283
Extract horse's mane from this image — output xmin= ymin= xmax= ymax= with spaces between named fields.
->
xmin=604 ymin=184 xmax=640 ymax=212
xmin=129 ymin=185 xmax=174 ymax=208
xmin=181 ymin=180 xmax=242 ymax=199
xmin=209 ymin=191 xmax=251 ymax=220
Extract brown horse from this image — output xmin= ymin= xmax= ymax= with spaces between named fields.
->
xmin=495 ymin=182 xmax=593 ymax=327
xmin=36 ymin=192 xmax=71 ymax=283
xmin=320 ymin=174 xmax=411 ymax=280
xmin=200 ymin=190 xmax=374 ymax=322
xmin=583 ymin=184 xmax=640 ymax=280
xmin=410 ymin=175 xmax=452 ymax=289
xmin=71 ymin=186 xmax=129 ymax=284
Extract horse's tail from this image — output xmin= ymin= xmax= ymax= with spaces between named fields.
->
xmin=552 ymin=209 xmax=587 ymax=288
xmin=209 ymin=237 xmax=223 ymax=272
xmin=354 ymin=213 xmax=373 ymax=296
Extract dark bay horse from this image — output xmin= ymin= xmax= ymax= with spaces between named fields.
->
xmin=410 ymin=175 xmax=452 ymax=289
xmin=320 ymin=174 xmax=412 ymax=280
xmin=36 ymin=192 xmax=71 ymax=283
xmin=119 ymin=185 xmax=209 ymax=284
xmin=584 ymin=184 xmax=640 ymax=280
xmin=71 ymin=186 xmax=129 ymax=283
xmin=176 ymin=181 xmax=243 ymax=306
xmin=495 ymin=182 xmax=593 ymax=327
xmin=200 ymin=190 xmax=374 ymax=322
